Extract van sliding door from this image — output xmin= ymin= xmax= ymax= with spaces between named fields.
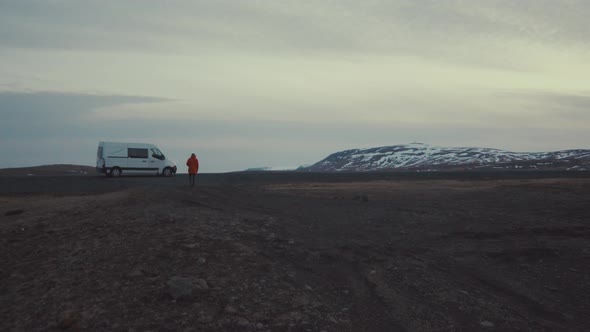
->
xmin=127 ymin=148 xmax=153 ymax=174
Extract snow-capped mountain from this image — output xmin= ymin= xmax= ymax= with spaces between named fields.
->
xmin=301 ymin=143 xmax=590 ymax=172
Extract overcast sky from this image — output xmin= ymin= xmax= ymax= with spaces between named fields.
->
xmin=1 ymin=1 xmax=589 ymax=172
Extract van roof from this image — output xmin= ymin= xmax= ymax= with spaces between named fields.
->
xmin=99 ymin=141 xmax=157 ymax=147
xmin=100 ymin=141 xmax=155 ymax=145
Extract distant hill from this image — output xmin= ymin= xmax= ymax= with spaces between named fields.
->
xmin=300 ymin=143 xmax=590 ymax=172
xmin=244 ymin=166 xmax=301 ymax=172
xmin=0 ymin=164 xmax=95 ymax=176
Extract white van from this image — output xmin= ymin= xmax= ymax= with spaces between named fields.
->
xmin=96 ymin=142 xmax=177 ymax=177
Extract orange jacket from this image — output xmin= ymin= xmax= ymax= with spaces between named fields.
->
xmin=186 ymin=155 xmax=199 ymax=174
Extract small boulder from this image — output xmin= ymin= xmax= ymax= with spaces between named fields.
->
xmin=57 ymin=310 xmax=79 ymax=330
xmin=480 ymin=321 xmax=495 ymax=328
xmin=4 ymin=209 xmax=24 ymax=216
xmin=194 ymin=278 xmax=209 ymax=290
xmin=167 ymin=277 xmax=193 ymax=300
xmin=353 ymin=195 xmax=369 ymax=202
xmin=224 ymin=305 xmax=238 ymax=314
xmin=292 ymin=295 xmax=310 ymax=308
xmin=127 ymin=270 xmax=144 ymax=279
xmin=198 ymin=311 xmax=214 ymax=323
xmin=235 ymin=317 xmax=250 ymax=327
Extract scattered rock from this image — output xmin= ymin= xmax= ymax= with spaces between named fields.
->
xmin=127 ymin=270 xmax=144 ymax=278
xmin=4 ymin=209 xmax=24 ymax=216
xmin=279 ymin=311 xmax=304 ymax=321
xmin=224 ymin=305 xmax=238 ymax=314
xmin=197 ymin=257 xmax=207 ymax=264
xmin=235 ymin=317 xmax=250 ymax=327
xmin=311 ymin=301 xmax=323 ymax=308
xmin=480 ymin=320 xmax=495 ymax=328
xmin=292 ymin=295 xmax=310 ymax=308
xmin=353 ymin=195 xmax=369 ymax=202
xmin=256 ymin=322 xmax=264 ymax=329
xmin=58 ymin=311 xmax=79 ymax=330
xmin=182 ymin=243 xmax=198 ymax=249
xmin=167 ymin=277 xmax=193 ymax=300
xmin=58 ymin=317 xmax=77 ymax=329
xmin=198 ymin=311 xmax=214 ymax=323
xmin=159 ymin=215 xmax=176 ymax=224
xmin=194 ymin=278 xmax=209 ymax=290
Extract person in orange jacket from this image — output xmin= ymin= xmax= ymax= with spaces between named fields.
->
xmin=186 ymin=153 xmax=199 ymax=187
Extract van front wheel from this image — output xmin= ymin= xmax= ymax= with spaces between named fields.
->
xmin=162 ymin=167 xmax=173 ymax=177
xmin=110 ymin=167 xmax=122 ymax=177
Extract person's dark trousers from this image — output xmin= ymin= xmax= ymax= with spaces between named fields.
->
xmin=188 ymin=173 xmax=195 ymax=187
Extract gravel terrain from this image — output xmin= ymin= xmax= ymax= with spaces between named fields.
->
xmin=1 ymin=173 xmax=590 ymax=331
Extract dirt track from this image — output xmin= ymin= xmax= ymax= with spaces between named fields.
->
xmin=1 ymin=174 xmax=590 ymax=331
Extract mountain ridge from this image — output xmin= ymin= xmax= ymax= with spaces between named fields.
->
xmin=301 ymin=143 xmax=590 ymax=172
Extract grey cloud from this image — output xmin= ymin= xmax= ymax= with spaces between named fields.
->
xmin=502 ymin=91 xmax=590 ymax=122
xmin=1 ymin=1 xmax=588 ymax=76
xmin=0 ymin=91 xmax=169 ymax=137
xmin=500 ymin=91 xmax=590 ymax=111
xmin=0 ymin=91 xmax=166 ymax=112
xmin=534 ymin=93 xmax=590 ymax=110
xmin=2 ymin=1 xmax=588 ymax=56
xmin=0 ymin=1 xmax=301 ymax=52
xmin=0 ymin=90 xmax=403 ymax=141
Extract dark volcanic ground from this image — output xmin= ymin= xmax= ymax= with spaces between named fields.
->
xmin=1 ymin=173 xmax=590 ymax=331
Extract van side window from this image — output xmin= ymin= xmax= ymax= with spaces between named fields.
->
xmin=151 ymin=148 xmax=165 ymax=160
xmin=128 ymin=148 xmax=148 ymax=158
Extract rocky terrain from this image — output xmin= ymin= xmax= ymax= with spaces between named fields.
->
xmin=0 ymin=164 xmax=95 ymax=177
xmin=302 ymin=143 xmax=590 ymax=172
xmin=1 ymin=174 xmax=590 ymax=331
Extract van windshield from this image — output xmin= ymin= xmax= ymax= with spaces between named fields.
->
xmin=151 ymin=148 xmax=165 ymax=160
xmin=97 ymin=146 xmax=103 ymax=159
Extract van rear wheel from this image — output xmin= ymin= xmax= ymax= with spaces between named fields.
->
xmin=110 ymin=167 xmax=122 ymax=177
xmin=162 ymin=167 xmax=173 ymax=177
